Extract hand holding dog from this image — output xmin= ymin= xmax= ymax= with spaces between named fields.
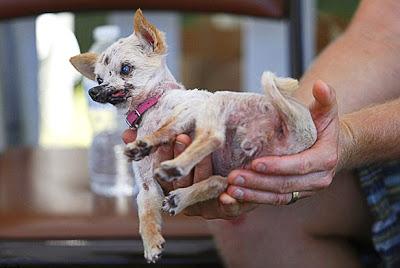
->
xmin=226 ymin=80 xmax=340 ymax=205
xmin=122 ymin=130 xmax=257 ymax=219
xmin=169 ymin=80 xmax=340 ymax=215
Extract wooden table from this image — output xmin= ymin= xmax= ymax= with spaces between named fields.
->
xmin=0 ymin=148 xmax=218 ymax=265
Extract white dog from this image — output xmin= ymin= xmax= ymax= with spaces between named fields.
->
xmin=70 ymin=9 xmax=317 ymax=263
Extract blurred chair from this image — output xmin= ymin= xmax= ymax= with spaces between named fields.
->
xmin=0 ymin=0 xmax=306 ymax=75
xmin=0 ymin=0 xmax=311 ymax=150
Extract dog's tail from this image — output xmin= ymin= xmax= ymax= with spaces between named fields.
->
xmin=261 ymin=71 xmax=298 ymax=97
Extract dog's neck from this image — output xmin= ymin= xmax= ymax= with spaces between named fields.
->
xmin=129 ymin=63 xmax=183 ymax=107
xmin=125 ymin=64 xmax=184 ymax=128
xmin=145 ymin=64 xmax=177 ymax=90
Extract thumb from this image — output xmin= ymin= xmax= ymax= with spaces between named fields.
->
xmin=311 ymin=80 xmax=337 ymax=111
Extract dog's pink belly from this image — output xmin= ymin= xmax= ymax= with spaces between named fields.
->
xmin=211 ymin=130 xmax=257 ymax=177
xmin=212 ymin=149 xmax=249 ymax=177
xmin=211 ymin=110 xmax=277 ymax=176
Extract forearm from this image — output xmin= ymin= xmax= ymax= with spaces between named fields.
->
xmin=338 ymin=98 xmax=400 ymax=171
xmin=295 ymin=0 xmax=400 ymax=114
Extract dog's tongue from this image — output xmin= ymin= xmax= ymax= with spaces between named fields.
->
xmin=112 ymin=90 xmax=125 ymax=97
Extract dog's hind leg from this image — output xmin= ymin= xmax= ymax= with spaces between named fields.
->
xmin=162 ymin=175 xmax=228 ymax=215
xmin=155 ymin=108 xmax=225 ymax=182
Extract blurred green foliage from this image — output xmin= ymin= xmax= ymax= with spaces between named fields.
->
xmin=74 ymin=12 xmax=108 ymax=52
xmin=318 ymin=0 xmax=360 ymax=20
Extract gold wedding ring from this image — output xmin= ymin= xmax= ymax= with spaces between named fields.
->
xmin=287 ymin=191 xmax=300 ymax=205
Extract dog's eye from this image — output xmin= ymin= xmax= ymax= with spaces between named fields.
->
xmin=97 ymin=77 xmax=103 ymax=85
xmin=120 ymin=64 xmax=132 ymax=76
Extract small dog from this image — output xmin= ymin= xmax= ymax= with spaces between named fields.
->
xmin=70 ymin=9 xmax=317 ymax=263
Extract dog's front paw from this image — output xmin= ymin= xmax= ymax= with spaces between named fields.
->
xmin=162 ymin=189 xmax=189 ymax=216
xmin=143 ymin=232 xmax=165 ymax=263
xmin=124 ymin=140 xmax=153 ymax=161
xmin=154 ymin=161 xmax=184 ymax=182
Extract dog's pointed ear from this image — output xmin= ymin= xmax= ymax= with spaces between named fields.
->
xmin=69 ymin=52 xmax=98 ymax=80
xmin=134 ymin=9 xmax=166 ymax=54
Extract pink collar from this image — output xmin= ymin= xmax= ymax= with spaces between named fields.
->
xmin=125 ymin=95 xmax=160 ymax=128
xmin=125 ymin=82 xmax=183 ymax=129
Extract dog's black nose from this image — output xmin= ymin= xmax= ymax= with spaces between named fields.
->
xmin=88 ymin=86 xmax=102 ymax=101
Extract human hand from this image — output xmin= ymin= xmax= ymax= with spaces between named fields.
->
xmin=225 ymin=80 xmax=339 ymax=205
xmin=122 ymin=130 xmax=256 ymax=219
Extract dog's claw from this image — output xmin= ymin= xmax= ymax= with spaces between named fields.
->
xmin=157 ymin=242 xmax=165 ymax=250
xmin=146 ymin=253 xmax=161 ymax=264
xmin=143 ymin=233 xmax=165 ymax=263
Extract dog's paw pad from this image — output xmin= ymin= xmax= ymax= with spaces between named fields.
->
xmin=124 ymin=146 xmax=138 ymax=160
xmin=162 ymin=194 xmax=177 ymax=208
xmin=154 ymin=163 xmax=183 ymax=182
xmin=124 ymin=140 xmax=153 ymax=161
xmin=162 ymin=193 xmax=185 ymax=216
xmin=136 ymin=140 xmax=147 ymax=148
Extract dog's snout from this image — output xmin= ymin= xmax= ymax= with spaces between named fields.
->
xmin=88 ymin=85 xmax=126 ymax=104
xmin=89 ymin=86 xmax=103 ymax=101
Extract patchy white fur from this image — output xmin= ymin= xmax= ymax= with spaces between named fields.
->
xmin=70 ymin=10 xmax=317 ymax=263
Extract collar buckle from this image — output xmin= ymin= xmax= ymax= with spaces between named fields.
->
xmin=126 ymin=109 xmax=141 ymax=129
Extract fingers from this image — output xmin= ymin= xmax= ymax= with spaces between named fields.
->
xmin=172 ymin=135 xmax=193 ymax=188
xmin=157 ymin=144 xmax=173 ymax=162
xmin=219 ymin=192 xmax=237 ymax=205
xmin=227 ymin=169 xmax=333 ymax=193
xmin=183 ymin=194 xmax=256 ymax=220
xmin=218 ymin=193 xmax=257 ymax=217
xmin=183 ymin=199 xmax=222 ymax=219
xmin=122 ymin=129 xmax=137 ymax=144
xmin=250 ymin=145 xmax=337 ymax=176
xmin=193 ymin=154 xmax=213 ymax=183
xmin=226 ymin=185 xmax=314 ymax=204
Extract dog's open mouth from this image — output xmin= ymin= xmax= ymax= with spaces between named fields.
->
xmin=111 ymin=90 xmax=126 ymax=98
xmin=108 ymin=90 xmax=129 ymax=105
